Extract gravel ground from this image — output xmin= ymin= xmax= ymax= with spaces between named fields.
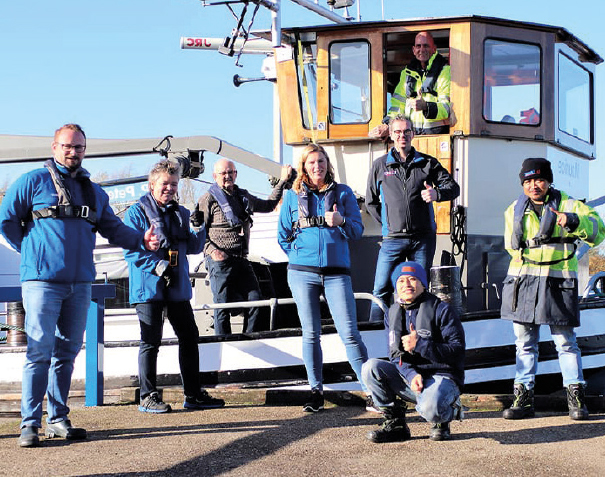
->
xmin=1 ymin=403 xmax=604 ymax=477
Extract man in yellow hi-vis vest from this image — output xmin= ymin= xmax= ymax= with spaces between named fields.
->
xmin=370 ymin=31 xmax=452 ymax=139
xmin=501 ymin=157 xmax=605 ymax=421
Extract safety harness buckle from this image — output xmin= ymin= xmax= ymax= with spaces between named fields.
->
xmin=79 ymin=206 xmax=90 ymax=219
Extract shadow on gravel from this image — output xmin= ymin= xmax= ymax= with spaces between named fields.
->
xmin=83 ymin=406 xmax=373 ymax=476
xmin=455 ymin=411 xmax=605 ymax=445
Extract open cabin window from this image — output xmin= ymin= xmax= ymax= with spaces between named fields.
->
xmin=483 ymin=39 xmax=541 ymax=125
xmin=382 ymin=30 xmax=450 ymax=120
xmin=328 ymin=40 xmax=371 ymax=124
xmin=295 ymin=41 xmax=319 ymax=130
xmin=558 ymin=52 xmax=592 ymax=143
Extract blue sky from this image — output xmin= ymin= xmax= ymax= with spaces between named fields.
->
xmin=1 ymin=0 xmax=604 ymax=199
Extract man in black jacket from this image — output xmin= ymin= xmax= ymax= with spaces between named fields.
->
xmin=366 ymin=116 xmax=459 ymax=322
xmin=362 ymin=261 xmax=465 ymax=442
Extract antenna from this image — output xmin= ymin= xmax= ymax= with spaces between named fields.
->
xmin=199 ymin=1 xmax=354 ymax=66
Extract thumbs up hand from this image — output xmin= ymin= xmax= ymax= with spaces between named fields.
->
xmin=421 ymin=181 xmax=437 ymax=203
xmin=325 ymin=204 xmax=345 ymax=227
xmin=409 ymin=84 xmax=427 ymax=111
xmin=190 ymin=203 xmax=204 ymax=228
xmin=144 ymin=223 xmax=160 ymax=251
xmin=402 ymin=321 xmax=418 ymax=353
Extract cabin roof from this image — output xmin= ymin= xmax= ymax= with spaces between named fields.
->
xmin=275 ymin=14 xmax=602 ymax=65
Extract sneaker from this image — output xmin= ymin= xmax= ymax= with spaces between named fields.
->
xmin=303 ymin=389 xmax=324 ymax=413
xmin=430 ymin=422 xmax=451 ymax=441
xmin=139 ymin=392 xmax=172 ymax=414
xmin=365 ymin=395 xmax=382 ymax=414
xmin=184 ymin=390 xmax=226 ymax=410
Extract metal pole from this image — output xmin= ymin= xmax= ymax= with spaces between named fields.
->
xmin=273 ymin=82 xmax=283 ymax=164
xmin=271 ymin=1 xmax=281 ymax=47
xmin=289 ymin=0 xmax=349 ymax=23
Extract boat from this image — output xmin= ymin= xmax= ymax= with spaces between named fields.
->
xmin=2 ymin=2 xmax=605 ymax=400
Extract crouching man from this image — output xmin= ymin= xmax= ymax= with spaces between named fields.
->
xmin=362 ymin=261 xmax=465 ymax=442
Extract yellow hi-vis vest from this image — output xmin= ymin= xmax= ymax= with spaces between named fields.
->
xmin=388 ymin=52 xmax=452 ymax=134
xmin=504 ymin=190 xmax=605 ymax=279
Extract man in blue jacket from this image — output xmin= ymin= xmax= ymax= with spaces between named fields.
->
xmin=124 ymin=160 xmax=225 ymax=414
xmin=366 ymin=116 xmax=459 ymax=322
xmin=362 ymin=261 xmax=465 ymax=442
xmin=0 ymin=124 xmax=159 ymax=448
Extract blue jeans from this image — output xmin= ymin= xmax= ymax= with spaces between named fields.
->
xmin=513 ymin=322 xmax=585 ymax=388
xmin=206 ymin=256 xmax=262 ymax=335
xmin=362 ymin=358 xmax=460 ymax=423
xmin=287 ymin=269 xmax=368 ymax=392
xmin=135 ymin=301 xmax=201 ymax=399
xmin=20 ymin=281 xmax=92 ymax=429
xmin=369 ymin=235 xmax=436 ymax=322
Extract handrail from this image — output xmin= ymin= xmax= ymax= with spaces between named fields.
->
xmin=1 ymin=286 xmax=385 ymax=407
xmin=194 ymin=292 xmax=388 ymax=331
xmin=105 ymin=293 xmax=388 ymax=332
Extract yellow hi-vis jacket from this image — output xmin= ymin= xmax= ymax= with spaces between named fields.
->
xmin=388 ymin=52 xmax=452 ymax=134
xmin=501 ymin=189 xmax=605 ymax=326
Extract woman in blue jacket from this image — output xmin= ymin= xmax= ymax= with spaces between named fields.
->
xmin=278 ymin=144 xmax=368 ymax=412
xmin=124 ymin=160 xmax=224 ymax=413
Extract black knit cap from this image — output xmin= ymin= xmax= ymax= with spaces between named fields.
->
xmin=519 ymin=157 xmax=553 ymax=185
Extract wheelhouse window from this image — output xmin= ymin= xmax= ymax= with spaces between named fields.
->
xmin=483 ymin=39 xmax=541 ymax=125
xmin=329 ymin=40 xmax=371 ymax=124
xmin=558 ymin=52 xmax=592 ymax=143
xmin=295 ymin=41 xmax=318 ymax=130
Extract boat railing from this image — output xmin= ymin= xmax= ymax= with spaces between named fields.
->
xmin=0 ymin=285 xmax=386 ymax=407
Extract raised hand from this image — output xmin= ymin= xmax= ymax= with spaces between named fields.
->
xmin=402 ymin=322 xmax=418 ymax=353
xmin=421 ymin=181 xmax=437 ymax=203
xmin=144 ymin=224 xmax=160 ymax=251
xmin=190 ymin=203 xmax=204 ymax=228
xmin=550 ymin=207 xmax=568 ymax=228
xmin=324 ymin=204 xmax=345 ymax=227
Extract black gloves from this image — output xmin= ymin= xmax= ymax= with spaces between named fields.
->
xmin=191 ymin=203 xmax=204 ymax=228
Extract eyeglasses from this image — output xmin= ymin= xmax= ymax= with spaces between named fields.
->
xmin=216 ymin=170 xmax=237 ymax=176
xmin=57 ymin=143 xmax=86 ymax=153
xmin=392 ymin=129 xmax=413 ymax=137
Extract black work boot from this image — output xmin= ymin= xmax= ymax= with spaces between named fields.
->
xmin=503 ymin=383 xmax=535 ymax=420
xmin=430 ymin=421 xmax=451 ymax=441
xmin=567 ymin=383 xmax=589 ymax=420
xmin=366 ymin=402 xmax=411 ymax=443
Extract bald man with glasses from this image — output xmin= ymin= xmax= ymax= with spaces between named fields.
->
xmin=370 ymin=31 xmax=453 ymax=138
xmin=195 ymin=159 xmax=292 ymax=334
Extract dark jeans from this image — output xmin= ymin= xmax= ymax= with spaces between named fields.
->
xmin=135 ymin=301 xmax=200 ymax=399
xmin=369 ymin=235 xmax=436 ymax=322
xmin=205 ymin=255 xmax=262 ymax=335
